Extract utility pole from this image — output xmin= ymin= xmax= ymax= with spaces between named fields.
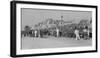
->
xmin=56 ymin=15 xmax=63 ymax=37
xmin=61 ymin=16 xmax=63 ymax=20
xmin=61 ymin=15 xmax=63 ymax=24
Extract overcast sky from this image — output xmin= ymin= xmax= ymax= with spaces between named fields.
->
xmin=21 ymin=8 xmax=92 ymax=30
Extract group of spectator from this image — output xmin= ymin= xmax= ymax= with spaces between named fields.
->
xmin=21 ymin=19 xmax=92 ymax=40
xmin=21 ymin=25 xmax=92 ymax=40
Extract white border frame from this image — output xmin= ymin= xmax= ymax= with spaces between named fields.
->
xmin=16 ymin=4 xmax=96 ymax=55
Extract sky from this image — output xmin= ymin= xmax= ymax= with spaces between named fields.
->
xmin=21 ymin=8 xmax=92 ymax=30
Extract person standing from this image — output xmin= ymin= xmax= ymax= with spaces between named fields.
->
xmin=83 ymin=26 xmax=89 ymax=40
xmin=56 ymin=28 xmax=59 ymax=37
xmin=74 ymin=27 xmax=80 ymax=40
xmin=34 ymin=30 xmax=38 ymax=37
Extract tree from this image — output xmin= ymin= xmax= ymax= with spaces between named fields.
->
xmin=24 ymin=25 xmax=31 ymax=32
xmin=78 ymin=20 xmax=89 ymax=27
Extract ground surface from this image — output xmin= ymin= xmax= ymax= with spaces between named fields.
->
xmin=21 ymin=37 xmax=92 ymax=49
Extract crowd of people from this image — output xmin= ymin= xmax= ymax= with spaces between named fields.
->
xmin=74 ymin=26 xmax=91 ymax=40
xmin=21 ymin=25 xmax=92 ymax=40
xmin=21 ymin=18 xmax=92 ymax=40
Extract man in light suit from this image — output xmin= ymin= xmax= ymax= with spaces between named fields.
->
xmin=74 ymin=27 xmax=80 ymax=40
